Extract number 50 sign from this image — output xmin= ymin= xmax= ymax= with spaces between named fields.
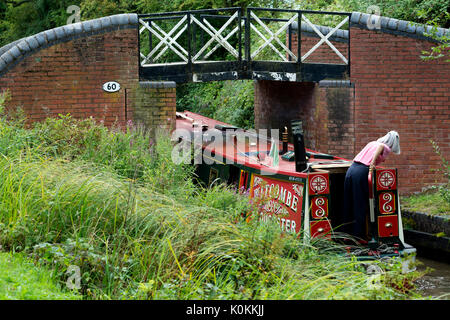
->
xmin=103 ymin=81 xmax=121 ymax=93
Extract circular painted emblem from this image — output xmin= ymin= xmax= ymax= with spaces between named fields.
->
xmin=378 ymin=171 xmax=395 ymax=189
xmin=310 ymin=175 xmax=328 ymax=194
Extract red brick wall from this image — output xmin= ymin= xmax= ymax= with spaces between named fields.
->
xmin=350 ymin=27 xmax=449 ymax=194
xmin=0 ymin=28 xmax=138 ymax=127
xmin=0 ymin=21 xmax=176 ymax=132
xmin=256 ymin=28 xmax=449 ymax=194
xmin=131 ymin=82 xmax=177 ymax=134
xmin=291 ymin=34 xmax=349 ymax=64
xmin=315 ymin=85 xmax=355 ymax=160
xmin=254 ymin=81 xmax=317 ymax=144
xmin=254 ymin=81 xmax=355 ymax=160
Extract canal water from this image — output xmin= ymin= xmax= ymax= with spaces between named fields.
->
xmin=415 ymin=257 xmax=450 ymax=299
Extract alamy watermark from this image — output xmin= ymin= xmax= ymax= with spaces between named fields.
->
xmin=66 ymin=265 xmax=81 ymax=290
xmin=171 ymin=127 xmax=282 ymax=176
xmin=366 ymin=5 xmax=381 ymax=30
xmin=365 ymin=264 xmax=384 ymax=290
xmin=66 ymin=5 xmax=81 ymax=25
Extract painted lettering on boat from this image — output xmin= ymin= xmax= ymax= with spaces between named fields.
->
xmin=250 ymin=174 xmax=304 ymax=234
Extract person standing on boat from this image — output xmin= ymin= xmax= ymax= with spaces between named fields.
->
xmin=343 ymin=131 xmax=401 ymax=241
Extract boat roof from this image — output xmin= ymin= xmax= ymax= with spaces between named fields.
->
xmin=176 ymin=111 xmax=352 ymax=177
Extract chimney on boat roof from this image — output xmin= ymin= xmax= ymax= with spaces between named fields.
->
xmin=291 ymin=119 xmax=307 ymax=172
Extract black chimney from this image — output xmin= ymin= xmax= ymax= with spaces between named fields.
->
xmin=291 ymin=119 xmax=307 ymax=172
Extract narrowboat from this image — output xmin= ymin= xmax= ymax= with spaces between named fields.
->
xmin=174 ymin=111 xmax=416 ymax=266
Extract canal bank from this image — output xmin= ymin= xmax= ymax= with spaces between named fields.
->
xmin=402 ymin=210 xmax=450 ymax=262
xmin=402 ymin=210 xmax=450 ymax=299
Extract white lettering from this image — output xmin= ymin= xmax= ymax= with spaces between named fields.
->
xmin=269 ymin=183 xmax=275 ymax=197
xmin=273 ymin=184 xmax=280 ymax=198
xmin=230 ymin=304 xmax=264 ymax=317
xmin=278 ymin=186 xmax=286 ymax=203
xmin=186 ymin=304 xmax=221 ymax=317
xmin=291 ymin=195 xmax=298 ymax=212
xmin=171 ymin=129 xmax=191 ymax=165
xmin=259 ymin=213 xmax=297 ymax=234
xmin=203 ymin=129 xmax=224 ymax=165
xmin=366 ymin=5 xmax=381 ymax=30
xmin=286 ymin=191 xmax=292 ymax=207
xmin=193 ymin=129 xmax=203 ymax=164
xmin=66 ymin=265 xmax=81 ymax=290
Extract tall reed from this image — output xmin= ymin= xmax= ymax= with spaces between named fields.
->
xmin=0 ymin=153 xmax=423 ymax=299
xmin=0 ymin=96 xmax=425 ymax=299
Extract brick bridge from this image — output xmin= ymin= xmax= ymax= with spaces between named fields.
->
xmin=0 ymin=8 xmax=448 ymax=194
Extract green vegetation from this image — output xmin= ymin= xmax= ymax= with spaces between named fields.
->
xmin=0 ymin=92 xmax=427 ymax=299
xmin=0 ymin=252 xmax=81 ymax=299
xmin=177 ymin=80 xmax=255 ymax=129
xmin=401 ymin=140 xmax=449 ymax=217
xmin=1 ymin=1 xmax=448 ymax=128
xmin=300 ymin=0 xmax=449 ymax=27
xmin=1 ymin=0 xmax=448 ymax=47
xmin=0 ymin=0 xmax=446 ymax=299
xmin=402 ymin=192 xmax=450 ymax=216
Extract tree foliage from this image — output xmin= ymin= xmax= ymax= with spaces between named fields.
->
xmin=0 ymin=0 xmax=448 ymax=128
xmin=296 ymin=0 xmax=449 ymax=28
xmin=0 ymin=0 xmax=80 ymax=46
xmin=177 ymin=80 xmax=255 ymax=129
xmin=1 ymin=0 xmax=447 ymax=48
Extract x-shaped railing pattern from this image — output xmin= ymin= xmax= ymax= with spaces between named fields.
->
xmin=138 ymin=8 xmax=350 ymax=67
xmin=300 ymin=14 xmax=349 ymax=64
xmin=139 ymin=16 xmax=189 ymax=65
xmin=191 ymin=11 xmax=240 ymax=62
xmin=139 ymin=10 xmax=242 ymax=66
xmin=249 ymin=12 xmax=349 ymax=64
xmin=250 ymin=11 xmax=298 ymax=62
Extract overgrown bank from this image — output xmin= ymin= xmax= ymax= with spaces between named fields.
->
xmin=0 ymin=94 xmax=428 ymax=299
xmin=401 ymin=139 xmax=449 ymax=218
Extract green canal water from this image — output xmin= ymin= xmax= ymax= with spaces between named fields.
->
xmin=415 ymin=257 xmax=450 ymax=300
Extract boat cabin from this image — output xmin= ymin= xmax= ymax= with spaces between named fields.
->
xmin=174 ymin=111 xmax=416 ymax=260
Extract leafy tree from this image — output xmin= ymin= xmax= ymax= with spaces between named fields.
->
xmin=177 ymin=80 xmax=255 ymax=129
xmin=2 ymin=0 xmax=447 ymax=47
xmin=1 ymin=0 xmax=448 ymax=129
xmin=295 ymin=0 xmax=449 ymax=27
xmin=0 ymin=0 xmax=80 ymax=46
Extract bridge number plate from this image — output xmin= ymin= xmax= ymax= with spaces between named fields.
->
xmin=102 ymin=81 xmax=120 ymax=93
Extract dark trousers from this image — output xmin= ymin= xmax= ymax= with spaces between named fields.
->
xmin=343 ymin=162 xmax=369 ymax=239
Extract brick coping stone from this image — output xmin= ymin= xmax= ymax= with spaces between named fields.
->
xmin=0 ymin=13 xmax=138 ymax=76
xmin=288 ymin=12 xmax=448 ymax=43
xmin=2 ymin=11 xmax=449 ymax=76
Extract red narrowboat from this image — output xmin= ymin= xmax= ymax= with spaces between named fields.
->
xmin=174 ymin=111 xmax=416 ymax=265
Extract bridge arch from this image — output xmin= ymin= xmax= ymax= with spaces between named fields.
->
xmin=0 ymin=9 xmax=448 ymax=194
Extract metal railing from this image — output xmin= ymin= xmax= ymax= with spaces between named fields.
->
xmin=138 ymin=7 xmax=351 ymax=82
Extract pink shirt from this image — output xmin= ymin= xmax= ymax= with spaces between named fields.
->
xmin=354 ymin=141 xmax=391 ymax=166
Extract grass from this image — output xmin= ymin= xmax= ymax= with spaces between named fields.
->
xmin=2 ymin=155 xmax=422 ymax=299
xmin=401 ymin=140 xmax=449 ymax=217
xmin=0 ymin=92 xmax=429 ymax=299
xmin=401 ymin=191 xmax=450 ymax=217
xmin=0 ymin=251 xmax=81 ymax=300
